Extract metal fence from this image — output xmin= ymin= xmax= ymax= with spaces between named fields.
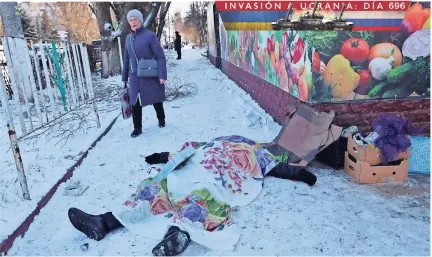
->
xmin=0 ymin=36 xmax=101 ymax=200
xmin=0 ymin=37 xmax=100 ymax=137
xmin=0 ymin=47 xmax=13 ymax=100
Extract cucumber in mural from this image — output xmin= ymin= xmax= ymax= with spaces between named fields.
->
xmin=218 ymin=1 xmax=430 ymax=103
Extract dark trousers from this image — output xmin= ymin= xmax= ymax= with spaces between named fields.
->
xmin=267 ymin=162 xmax=302 ymax=179
xmin=101 ymin=212 xmax=123 ymax=231
xmin=176 ymin=49 xmax=181 ymax=59
xmin=132 ymin=100 xmax=165 ymax=129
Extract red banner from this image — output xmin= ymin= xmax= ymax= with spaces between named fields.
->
xmin=215 ymin=1 xmax=411 ymax=11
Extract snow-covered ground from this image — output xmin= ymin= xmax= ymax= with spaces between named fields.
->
xmin=0 ymin=73 xmax=123 ymax=242
xmin=4 ymin=49 xmax=430 ymax=255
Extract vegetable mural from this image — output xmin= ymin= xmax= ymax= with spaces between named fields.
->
xmin=219 ymin=2 xmax=430 ymax=103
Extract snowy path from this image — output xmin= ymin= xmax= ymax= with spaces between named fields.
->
xmin=0 ymin=75 xmax=123 ymax=241
xmin=7 ymin=49 xmax=430 ymax=256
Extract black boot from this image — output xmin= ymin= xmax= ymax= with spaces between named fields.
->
xmin=131 ymin=128 xmax=142 ymax=137
xmin=68 ymin=208 xmax=107 ymax=241
xmin=292 ymin=169 xmax=317 ymax=186
xmin=152 ymin=226 xmax=191 ymax=256
xmin=153 ymin=103 xmax=165 ymax=128
xmin=132 ymin=101 xmax=143 ymax=137
xmin=267 ymin=163 xmax=317 ymax=186
xmin=68 ymin=208 xmax=123 ymax=241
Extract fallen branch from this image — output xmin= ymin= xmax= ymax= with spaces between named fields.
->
xmin=19 ymin=106 xmax=96 ymax=148
xmin=165 ymin=77 xmax=197 ymax=101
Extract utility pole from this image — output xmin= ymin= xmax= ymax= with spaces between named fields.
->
xmin=0 ymin=2 xmax=31 ymax=200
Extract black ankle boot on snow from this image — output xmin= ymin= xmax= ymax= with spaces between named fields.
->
xmin=68 ymin=208 xmax=123 ymax=241
xmin=152 ymin=226 xmax=191 ymax=256
xmin=296 ymin=169 xmax=317 ymax=186
xmin=158 ymin=119 xmax=165 ymax=128
xmin=131 ymin=128 xmax=142 ymax=137
xmin=68 ymin=208 xmax=108 ymax=241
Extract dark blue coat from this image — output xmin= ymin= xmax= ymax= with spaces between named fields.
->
xmin=122 ymin=27 xmax=167 ymax=106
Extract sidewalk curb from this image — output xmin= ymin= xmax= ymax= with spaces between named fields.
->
xmin=0 ymin=114 xmax=120 ymax=255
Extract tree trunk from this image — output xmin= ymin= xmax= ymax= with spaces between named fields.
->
xmin=156 ymin=2 xmax=171 ymax=39
xmin=144 ymin=2 xmax=162 ymax=29
xmin=91 ymin=2 xmax=114 ymax=78
xmin=90 ymin=2 xmax=169 ymax=78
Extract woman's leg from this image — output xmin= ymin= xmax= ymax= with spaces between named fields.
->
xmin=267 ymin=163 xmax=317 ymax=186
xmin=153 ymin=102 xmax=166 ymax=128
xmin=131 ymin=99 xmax=142 ymax=137
xmin=68 ymin=208 xmax=123 ymax=241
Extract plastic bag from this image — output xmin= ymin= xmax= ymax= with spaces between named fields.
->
xmin=372 ymin=113 xmax=423 ymax=163
xmin=119 ymin=88 xmax=132 ymax=120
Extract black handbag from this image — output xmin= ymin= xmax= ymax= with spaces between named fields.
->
xmin=129 ymin=35 xmax=159 ymax=78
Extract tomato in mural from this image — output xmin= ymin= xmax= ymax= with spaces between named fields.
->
xmin=219 ymin=2 xmax=431 ymax=103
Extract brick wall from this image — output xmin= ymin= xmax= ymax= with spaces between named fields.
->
xmin=209 ymin=55 xmax=217 ymax=66
xmin=217 ymin=57 xmax=430 ymax=135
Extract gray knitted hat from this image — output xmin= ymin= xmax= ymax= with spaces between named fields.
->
xmin=127 ymin=9 xmax=144 ymax=24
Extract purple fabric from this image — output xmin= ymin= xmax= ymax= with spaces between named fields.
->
xmin=372 ymin=113 xmax=423 ymax=164
xmin=122 ymin=26 xmax=167 ymax=106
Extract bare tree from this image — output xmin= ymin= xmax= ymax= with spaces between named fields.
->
xmin=45 ymin=3 xmax=99 ymax=44
xmin=156 ymin=2 xmax=171 ymax=39
xmin=184 ymin=2 xmax=209 ymax=46
xmin=89 ymin=2 xmax=171 ymax=78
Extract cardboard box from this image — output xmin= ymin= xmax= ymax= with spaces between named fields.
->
xmin=347 ymin=133 xmax=410 ymax=166
xmin=344 ymin=152 xmax=408 ymax=184
xmin=266 ymin=105 xmax=342 ymax=166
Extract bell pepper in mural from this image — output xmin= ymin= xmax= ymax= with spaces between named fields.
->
xmin=422 ymin=17 xmax=430 ymax=29
xmin=368 ymin=43 xmax=403 ymax=68
xmin=292 ymin=37 xmax=305 ymax=64
xmin=266 ymin=34 xmax=275 ymax=55
xmin=340 ymin=38 xmax=369 ymax=64
xmin=323 ymin=54 xmax=360 ymax=98
xmin=312 ymin=49 xmax=320 ymax=73
xmin=401 ymin=3 xmax=430 ymax=34
xmin=354 ymin=69 xmax=372 ymax=95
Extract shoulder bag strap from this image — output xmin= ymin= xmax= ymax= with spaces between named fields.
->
xmin=128 ymin=34 xmax=139 ymax=62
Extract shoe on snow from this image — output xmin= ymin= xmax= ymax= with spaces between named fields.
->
xmin=297 ymin=169 xmax=317 ymax=186
xmin=152 ymin=229 xmax=191 ymax=256
xmin=68 ymin=208 xmax=107 ymax=241
xmin=158 ymin=119 xmax=165 ymax=128
xmin=164 ymin=226 xmax=180 ymax=238
xmin=131 ymin=128 xmax=142 ymax=137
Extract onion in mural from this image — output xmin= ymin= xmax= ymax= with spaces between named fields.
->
xmin=219 ymin=2 xmax=430 ymax=103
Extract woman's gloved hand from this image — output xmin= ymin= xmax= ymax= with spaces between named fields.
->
xmin=145 ymin=153 xmax=162 ymax=164
xmin=145 ymin=152 xmax=170 ymax=164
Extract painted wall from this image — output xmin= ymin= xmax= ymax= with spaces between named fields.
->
xmin=218 ymin=2 xmax=430 ymax=103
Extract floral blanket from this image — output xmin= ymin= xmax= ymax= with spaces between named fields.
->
xmin=113 ymin=136 xmax=279 ymax=250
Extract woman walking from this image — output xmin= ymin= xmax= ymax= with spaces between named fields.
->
xmin=122 ymin=9 xmax=168 ymax=138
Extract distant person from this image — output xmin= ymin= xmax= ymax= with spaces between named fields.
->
xmin=122 ymin=9 xmax=168 ymax=138
xmin=174 ymin=31 xmax=181 ymax=60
